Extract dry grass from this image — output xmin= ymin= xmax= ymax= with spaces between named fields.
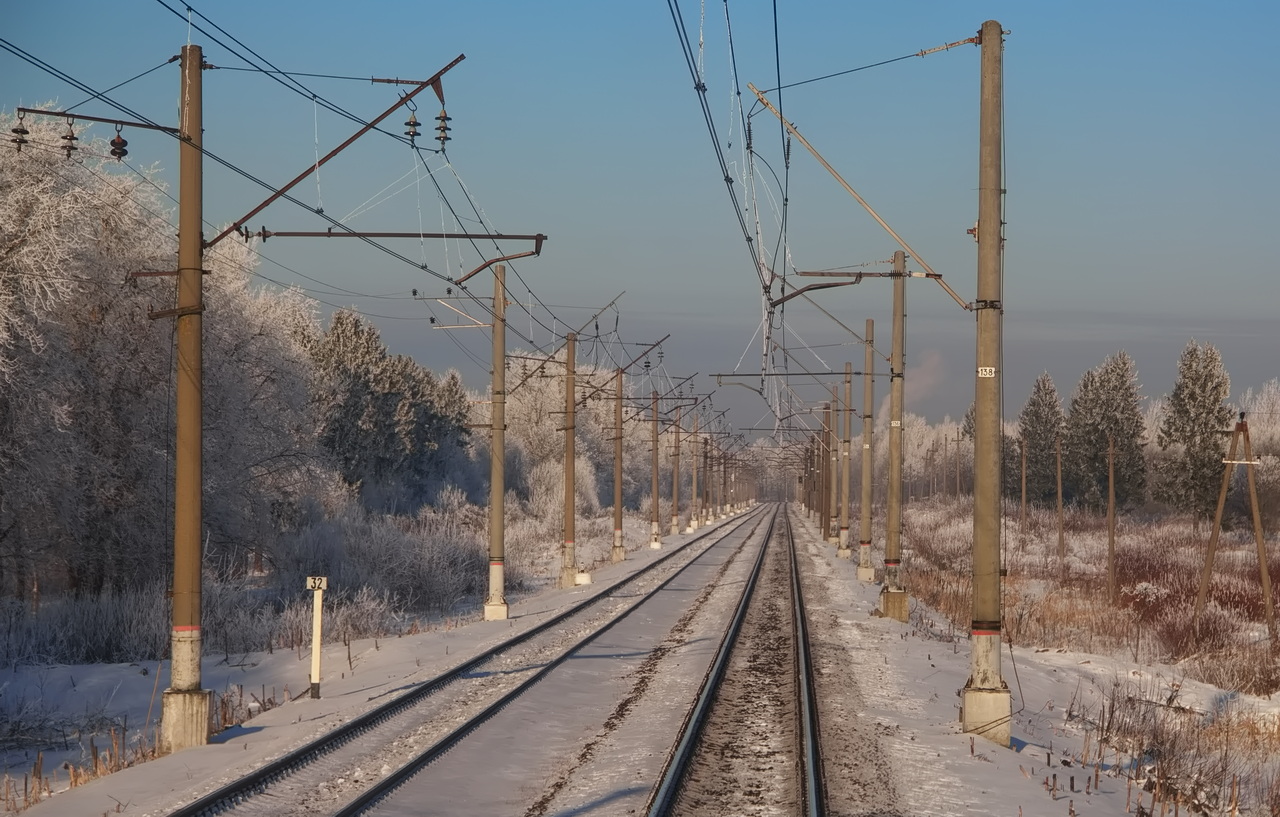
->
xmin=902 ymin=495 xmax=1280 ymax=813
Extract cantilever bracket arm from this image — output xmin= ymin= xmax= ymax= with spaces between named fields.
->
xmin=209 ymin=54 xmax=466 ymax=249
xmin=769 ymin=280 xmax=861 ymax=308
xmin=454 ymin=234 xmax=547 ymax=286
xmin=749 ymin=82 xmax=973 ymax=313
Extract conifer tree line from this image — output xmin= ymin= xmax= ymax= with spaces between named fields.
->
xmin=893 ymin=344 xmax=1273 ymax=528
xmin=0 ymin=115 xmax=663 ymax=614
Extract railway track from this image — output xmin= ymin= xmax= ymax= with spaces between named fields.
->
xmin=648 ymin=503 xmax=825 ymax=817
xmin=167 ymin=504 xmax=768 ymax=817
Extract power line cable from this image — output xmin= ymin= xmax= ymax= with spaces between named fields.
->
xmin=665 ymin=0 xmax=763 ymax=288
xmin=153 ymin=3 xmax=567 ymax=355
xmin=2 ymin=33 xmax=550 ymax=380
xmin=66 ymin=57 xmax=177 ymax=112
xmin=758 ymin=53 xmax=919 ymax=94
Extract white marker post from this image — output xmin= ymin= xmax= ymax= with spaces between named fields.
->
xmin=306 ymin=576 xmax=327 ymax=698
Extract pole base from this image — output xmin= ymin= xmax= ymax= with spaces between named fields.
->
xmin=309 ymin=682 xmax=320 ymax=699
xmin=650 ymin=540 xmax=662 ymax=550
xmin=856 ymin=566 xmax=876 ymax=582
xmin=880 ymin=588 xmax=909 ymax=622
xmin=160 ymin=688 xmax=210 ymax=755
xmin=836 ymin=547 xmax=852 ymax=559
xmin=611 ymin=545 xmax=626 ymax=563
xmin=961 ymin=686 xmax=1012 ymax=747
xmin=574 ymin=572 xmax=592 ymax=585
xmin=483 ymin=602 xmax=508 ymax=621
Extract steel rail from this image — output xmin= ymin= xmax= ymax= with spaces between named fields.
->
xmin=645 ymin=504 xmax=779 ymax=816
xmin=333 ymin=505 xmax=772 ymax=816
xmin=645 ymin=503 xmax=826 ymax=816
xmin=165 ymin=506 xmax=765 ymax=817
xmin=786 ymin=507 xmax=828 ymax=817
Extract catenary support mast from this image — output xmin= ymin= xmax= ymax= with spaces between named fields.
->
xmin=857 ymin=320 xmax=876 ymax=581
xmin=162 ymin=43 xmax=210 ymax=755
xmin=561 ymin=333 xmax=577 ymax=589
xmin=962 ymin=19 xmax=1013 ymax=746
xmin=837 ymin=362 xmax=854 ymax=558
xmin=484 ymin=266 xmax=509 ymax=620
xmin=880 ymin=251 xmax=908 ymax=621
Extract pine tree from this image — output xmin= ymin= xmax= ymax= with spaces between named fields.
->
xmin=1017 ymin=373 xmax=1065 ymax=506
xmin=961 ymin=401 xmax=976 ymax=440
xmin=1064 ymin=352 xmax=1147 ymax=509
xmin=1154 ymin=340 xmax=1232 ymax=523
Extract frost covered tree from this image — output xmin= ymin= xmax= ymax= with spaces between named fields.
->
xmin=1017 ymin=373 xmax=1065 ymax=506
xmin=1153 ymin=341 xmax=1232 ymax=525
xmin=309 ymin=310 xmax=471 ymax=510
xmin=0 ymin=112 xmax=325 ymax=594
xmin=1063 ymin=352 xmax=1148 ymax=509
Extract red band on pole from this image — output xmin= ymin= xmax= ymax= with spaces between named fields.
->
xmin=172 ymin=625 xmax=201 ymax=632
xmin=971 ymin=629 xmax=1001 ymax=636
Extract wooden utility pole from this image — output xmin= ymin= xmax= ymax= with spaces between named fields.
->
xmin=1020 ymin=438 xmax=1027 ymax=532
xmin=881 ymin=251 xmax=908 ymax=621
xmin=162 ymin=43 xmax=210 ymax=755
xmin=560 ymin=333 xmax=578 ymax=589
xmin=1107 ymin=435 xmax=1117 ymax=605
xmin=611 ymin=369 xmax=625 ymax=563
xmin=837 ymin=362 xmax=854 ymax=558
xmin=961 ymin=19 xmax=1012 ymax=747
xmin=1056 ymin=434 xmax=1065 ymax=565
xmin=650 ymin=391 xmax=661 ymax=547
xmin=484 ymin=265 xmax=509 ymax=621
xmin=943 ymin=435 xmax=949 ymax=500
xmin=857 ymin=320 xmax=876 ymax=581
xmin=1192 ymin=414 xmax=1277 ymax=644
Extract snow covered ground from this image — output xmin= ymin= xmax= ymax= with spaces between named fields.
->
xmin=6 ymin=506 xmax=1278 ymax=816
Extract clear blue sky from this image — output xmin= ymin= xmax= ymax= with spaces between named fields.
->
xmin=6 ymin=1 xmax=1278 ymax=434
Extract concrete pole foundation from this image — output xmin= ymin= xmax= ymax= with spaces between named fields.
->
xmin=857 ymin=541 xmax=876 ymax=581
xmin=961 ymin=634 xmax=1011 ymax=747
xmin=160 ymin=688 xmax=210 ymax=755
xmin=611 ymin=529 xmax=625 ymax=563
xmin=880 ymin=587 xmax=908 ymax=622
xmin=484 ymin=563 xmax=508 ymax=620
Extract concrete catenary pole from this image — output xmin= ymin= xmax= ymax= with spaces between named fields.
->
xmin=823 ymin=401 xmax=835 ymax=542
xmin=962 ymin=19 xmax=1012 ymax=747
xmin=670 ymin=406 xmax=682 ymax=536
xmin=838 ymin=362 xmax=854 ymax=558
xmin=688 ymin=416 xmax=700 ymax=531
xmin=721 ymin=446 xmax=729 ymax=517
xmin=561 ymin=333 xmax=578 ymax=589
xmin=484 ymin=265 xmax=509 ymax=620
xmin=162 ymin=43 xmax=210 ymax=755
xmin=650 ymin=391 xmax=661 ymax=547
xmin=828 ymin=390 xmax=840 ymax=544
xmin=880 ymin=251 xmax=908 ymax=621
xmin=857 ymin=320 xmax=876 ymax=581
xmin=611 ymin=369 xmax=625 ymax=563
